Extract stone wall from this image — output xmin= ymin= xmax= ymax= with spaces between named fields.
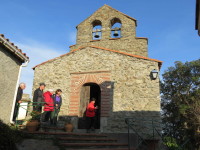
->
xmin=70 ymin=5 xmax=148 ymax=57
xmin=0 ymin=45 xmax=21 ymax=123
xmin=70 ymin=38 xmax=148 ymax=57
xmin=33 ymin=47 xmax=160 ymax=133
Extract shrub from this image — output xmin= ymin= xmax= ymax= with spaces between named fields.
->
xmin=0 ymin=120 xmax=24 ymax=150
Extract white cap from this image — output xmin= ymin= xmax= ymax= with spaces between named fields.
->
xmin=49 ymin=89 xmax=54 ymax=92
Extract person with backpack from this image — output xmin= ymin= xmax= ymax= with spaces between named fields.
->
xmin=51 ymin=89 xmax=62 ymax=126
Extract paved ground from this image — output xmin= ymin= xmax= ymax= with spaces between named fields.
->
xmin=16 ymin=139 xmax=60 ymax=150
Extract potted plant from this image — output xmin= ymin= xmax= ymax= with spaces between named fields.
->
xmin=26 ymin=111 xmax=41 ymax=132
xmin=62 ymin=116 xmax=74 ymax=132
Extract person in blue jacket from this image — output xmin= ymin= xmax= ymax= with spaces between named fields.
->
xmin=51 ymin=89 xmax=62 ymax=126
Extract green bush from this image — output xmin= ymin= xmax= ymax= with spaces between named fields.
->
xmin=0 ymin=120 xmax=24 ymax=150
xmin=163 ymin=136 xmax=182 ymax=150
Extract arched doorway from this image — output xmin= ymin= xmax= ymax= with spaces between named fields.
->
xmin=78 ymin=83 xmax=101 ymax=129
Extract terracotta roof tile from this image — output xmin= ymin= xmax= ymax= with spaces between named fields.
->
xmin=0 ymin=34 xmax=29 ymax=60
xmin=33 ymin=46 xmax=162 ymax=70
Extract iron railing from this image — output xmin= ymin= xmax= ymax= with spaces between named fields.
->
xmin=125 ymin=117 xmax=162 ymax=150
xmin=125 ymin=118 xmax=191 ymax=150
xmin=15 ymin=101 xmax=56 ymax=127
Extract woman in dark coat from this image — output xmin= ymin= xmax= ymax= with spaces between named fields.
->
xmin=51 ymin=89 xmax=62 ymax=125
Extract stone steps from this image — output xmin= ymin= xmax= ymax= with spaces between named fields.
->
xmin=66 ymin=149 xmax=131 ymax=150
xmin=42 ymin=126 xmax=64 ymax=130
xmin=56 ymin=131 xmax=129 ymax=149
xmin=65 ymin=148 xmax=130 ymax=150
xmin=58 ymin=137 xmax=118 ymax=142
xmin=26 ymin=131 xmax=107 ymax=137
xmin=59 ymin=143 xmax=129 ymax=149
xmin=24 ymin=131 xmax=132 ymax=149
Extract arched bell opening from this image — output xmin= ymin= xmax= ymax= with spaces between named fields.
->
xmin=92 ymin=20 xmax=102 ymax=40
xmin=110 ymin=18 xmax=122 ymax=38
xmin=78 ymin=82 xmax=101 ymax=129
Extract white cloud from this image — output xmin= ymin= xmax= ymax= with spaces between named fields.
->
xmin=15 ymin=39 xmax=64 ymax=96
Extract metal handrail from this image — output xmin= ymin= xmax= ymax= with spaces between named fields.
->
xmin=15 ymin=101 xmax=57 ymax=126
xmin=125 ymin=117 xmax=162 ymax=150
xmin=125 ymin=117 xmax=193 ymax=150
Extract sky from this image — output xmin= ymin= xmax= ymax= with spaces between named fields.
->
xmin=1 ymin=0 xmax=199 ymax=96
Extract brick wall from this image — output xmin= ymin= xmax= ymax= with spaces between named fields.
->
xmin=69 ymin=72 xmax=111 ymax=117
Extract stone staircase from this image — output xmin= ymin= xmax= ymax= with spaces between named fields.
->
xmin=25 ymin=126 xmax=133 ymax=150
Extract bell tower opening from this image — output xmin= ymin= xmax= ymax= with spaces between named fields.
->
xmin=110 ymin=18 xmax=122 ymax=38
xmin=78 ymin=83 xmax=101 ymax=129
xmin=92 ymin=20 xmax=102 ymax=40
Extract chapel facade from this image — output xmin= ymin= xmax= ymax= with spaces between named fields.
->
xmin=33 ymin=5 xmax=162 ymax=133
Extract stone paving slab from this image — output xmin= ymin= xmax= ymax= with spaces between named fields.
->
xmin=16 ymin=139 xmax=60 ymax=150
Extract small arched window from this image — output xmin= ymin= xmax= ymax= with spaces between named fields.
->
xmin=110 ymin=18 xmax=122 ymax=38
xmin=92 ymin=20 xmax=102 ymax=40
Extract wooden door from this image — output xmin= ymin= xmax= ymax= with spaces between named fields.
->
xmin=78 ymin=86 xmax=90 ymax=129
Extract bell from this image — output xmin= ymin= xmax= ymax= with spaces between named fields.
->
xmin=113 ymin=30 xmax=119 ymax=37
xmin=94 ymin=32 xmax=100 ymax=38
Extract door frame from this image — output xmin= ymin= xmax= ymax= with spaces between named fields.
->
xmin=78 ymin=82 xmax=101 ymax=129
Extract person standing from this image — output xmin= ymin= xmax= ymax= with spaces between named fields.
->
xmin=13 ymin=83 xmax=26 ymax=122
xmin=42 ymin=89 xmax=54 ymax=123
xmin=51 ymin=89 xmax=62 ymax=126
xmin=86 ymin=97 xmax=98 ymax=133
xmin=33 ymin=83 xmax=46 ymax=113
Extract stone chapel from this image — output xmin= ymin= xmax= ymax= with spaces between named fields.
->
xmin=32 ymin=5 xmax=162 ymax=133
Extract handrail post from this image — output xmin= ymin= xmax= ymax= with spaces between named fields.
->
xmin=152 ymin=119 xmax=155 ymax=150
xmin=16 ymin=103 xmax=19 ymax=126
xmin=128 ymin=119 xmax=131 ymax=150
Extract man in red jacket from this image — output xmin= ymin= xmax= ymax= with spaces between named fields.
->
xmin=86 ymin=97 xmax=98 ymax=133
xmin=42 ymin=89 xmax=54 ymax=123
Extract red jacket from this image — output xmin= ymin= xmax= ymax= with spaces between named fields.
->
xmin=86 ymin=102 xmax=96 ymax=117
xmin=43 ymin=91 xmax=54 ymax=111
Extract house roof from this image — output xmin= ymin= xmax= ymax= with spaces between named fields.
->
xmin=32 ymin=46 xmax=163 ymax=70
xmin=0 ymin=34 xmax=29 ymax=62
xmin=76 ymin=4 xmax=137 ymax=28
xmin=196 ymin=0 xmax=200 ymax=35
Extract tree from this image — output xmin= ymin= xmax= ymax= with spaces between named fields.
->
xmin=161 ymin=59 xmax=200 ymax=150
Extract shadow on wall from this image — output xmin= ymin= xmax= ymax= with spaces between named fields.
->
xmin=58 ymin=78 xmax=161 ymax=134
xmin=58 ymin=110 xmax=161 ymax=135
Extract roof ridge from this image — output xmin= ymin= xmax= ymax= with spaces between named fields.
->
xmin=76 ymin=5 xmax=137 ymax=28
xmin=104 ymin=4 xmax=137 ymax=22
xmin=33 ymin=46 xmax=162 ymax=70
xmin=90 ymin=46 xmax=162 ymax=63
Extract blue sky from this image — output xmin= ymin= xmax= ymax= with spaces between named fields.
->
xmin=1 ymin=0 xmax=199 ymax=95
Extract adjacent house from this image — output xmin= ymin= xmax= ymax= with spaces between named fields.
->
xmin=0 ymin=34 xmax=29 ymax=124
